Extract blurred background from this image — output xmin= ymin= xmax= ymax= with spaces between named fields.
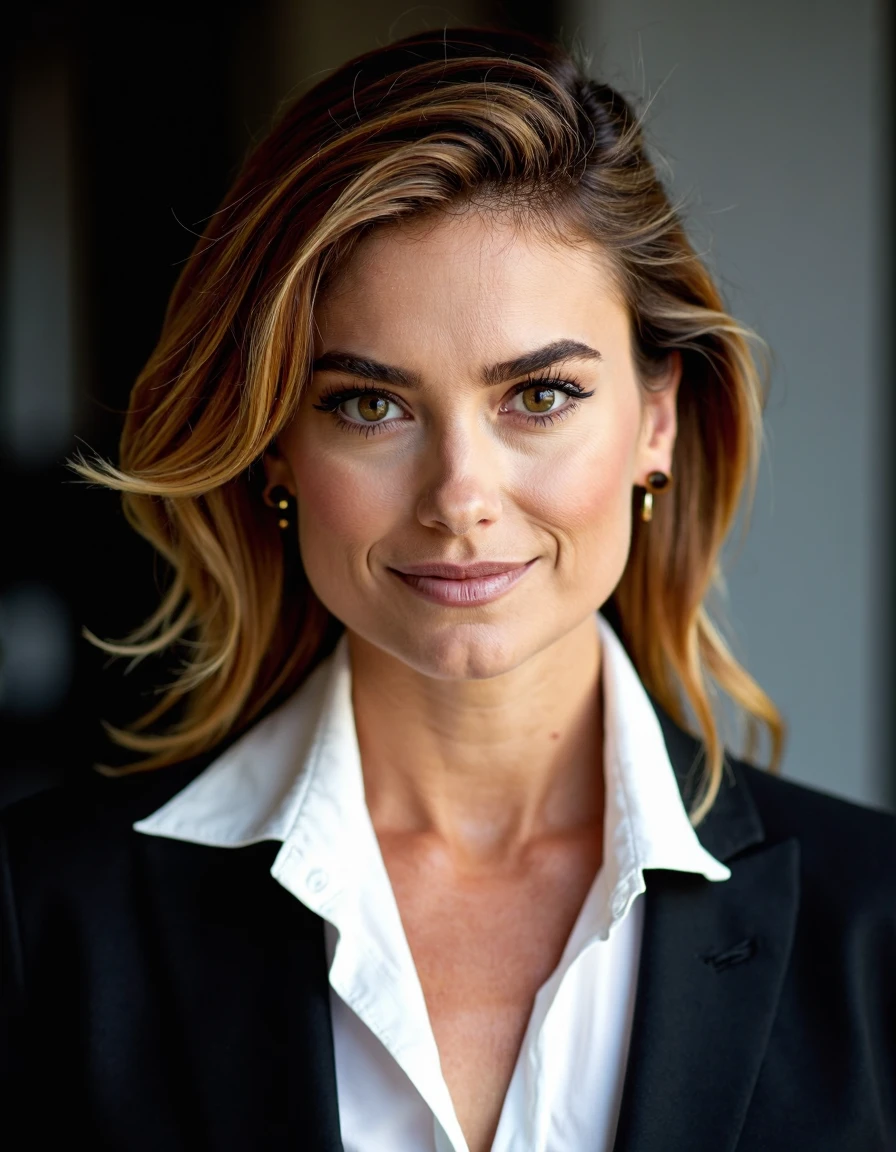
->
xmin=2 ymin=0 xmax=893 ymax=811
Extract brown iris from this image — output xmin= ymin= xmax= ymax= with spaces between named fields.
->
xmin=357 ymin=394 xmax=390 ymax=421
xmin=522 ymin=385 xmax=556 ymax=413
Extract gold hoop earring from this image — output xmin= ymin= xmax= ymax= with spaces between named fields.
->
xmin=641 ymin=471 xmax=672 ymax=523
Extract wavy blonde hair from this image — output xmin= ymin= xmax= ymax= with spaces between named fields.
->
xmin=73 ymin=27 xmax=783 ymax=824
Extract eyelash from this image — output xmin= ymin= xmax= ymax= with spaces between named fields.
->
xmin=312 ymin=371 xmax=596 ymax=437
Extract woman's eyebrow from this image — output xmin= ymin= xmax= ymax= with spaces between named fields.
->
xmin=483 ymin=339 xmax=603 ymax=385
xmin=311 ymin=339 xmax=602 ymax=390
xmin=311 ymin=352 xmax=420 ymax=389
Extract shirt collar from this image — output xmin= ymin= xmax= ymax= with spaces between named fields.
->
xmin=594 ymin=613 xmax=730 ymax=935
xmin=134 ymin=612 xmax=730 ymax=907
xmin=133 ymin=633 xmax=356 ymax=848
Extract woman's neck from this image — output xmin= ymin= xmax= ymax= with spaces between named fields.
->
xmin=349 ymin=613 xmax=604 ymax=867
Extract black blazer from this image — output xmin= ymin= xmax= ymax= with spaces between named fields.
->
xmin=2 ymin=703 xmax=895 ymax=1151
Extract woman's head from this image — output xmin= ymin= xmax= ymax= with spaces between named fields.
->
xmin=78 ymin=27 xmax=782 ymax=822
xmin=268 ymin=208 xmax=679 ymax=683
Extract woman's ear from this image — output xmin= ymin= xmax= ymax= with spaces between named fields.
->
xmin=636 ymin=350 xmax=681 ymax=482
xmin=261 ymin=440 xmax=296 ymax=500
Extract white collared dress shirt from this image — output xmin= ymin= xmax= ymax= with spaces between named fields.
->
xmin=135 ymin=611 xmax=730 ymax=1152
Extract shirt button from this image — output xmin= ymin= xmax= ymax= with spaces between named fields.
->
xmin=306 ymin=867 xmax=329 ymax=894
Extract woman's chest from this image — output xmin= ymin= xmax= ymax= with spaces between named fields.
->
xmin=379 ymin=839 xmax=601 ymax=1152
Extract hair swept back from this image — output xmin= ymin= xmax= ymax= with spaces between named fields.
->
xmin=74 ymin=26 xmax=784 ymax=825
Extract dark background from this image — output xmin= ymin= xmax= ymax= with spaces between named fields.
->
xmin=2 ymin=0 xmax=893 ymax=812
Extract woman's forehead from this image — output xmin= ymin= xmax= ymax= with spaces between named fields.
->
xmin=326 ymin=208 xmax=608 ymax=287
xmin=313 ymin=212 xmax=626 ymax=361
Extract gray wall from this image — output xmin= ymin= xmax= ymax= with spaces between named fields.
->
xmin=566 ymin=0 xmax=891 ymax=809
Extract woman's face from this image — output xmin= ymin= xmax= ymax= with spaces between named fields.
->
xmin=269 ymin=210 xmax=679 ymax=680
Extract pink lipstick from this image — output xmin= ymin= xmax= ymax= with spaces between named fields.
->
xmin=389 ymin=559 xmax=537 ymax=606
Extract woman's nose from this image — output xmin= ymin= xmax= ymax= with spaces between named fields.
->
xmin=415 ymin=422 xmax=503 ymax=536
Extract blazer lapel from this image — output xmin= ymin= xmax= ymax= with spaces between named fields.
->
xmin=137 ymin=835 xmax=343 ymax=1151
xmin=612 ymin=707 xmax=801 ymax=1152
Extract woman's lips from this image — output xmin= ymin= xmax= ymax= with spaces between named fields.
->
xmin=388 ymin=559 xmax=538 ymax=606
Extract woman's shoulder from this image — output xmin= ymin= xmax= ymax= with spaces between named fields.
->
xmin=730 ymin=754 xmax=896 ymax=909
xmin=736 ymin=755 xmax=895 ymax=847
xmin=0 ymin=757 xmax=225 ymax=1015
xmin=0 ymin=756 xmax=211 ymax=889
xmin=656 ymin=698 xmax=896 ymax=893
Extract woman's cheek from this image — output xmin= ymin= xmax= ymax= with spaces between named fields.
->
xmin=516 ymin=428 xmax=634 ymax=535
xmin=293 ymin=448 xmax=408 ymax=549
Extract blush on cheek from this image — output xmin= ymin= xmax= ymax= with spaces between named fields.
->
xmin=518 ymin=436 xmax=633 ymax=529
xmin=291 ymin=453 xmax=412 ymax=618
xmin=515 ymin=436 xmax=636 ymax=610
xmin=294 ymin=456 xmax=402 ymax=541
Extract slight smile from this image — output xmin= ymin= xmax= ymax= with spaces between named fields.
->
xmin=388 ymin=559 xmax=538 ymax=607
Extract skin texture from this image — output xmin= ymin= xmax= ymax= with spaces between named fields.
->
xmin=265 ymin=209 xmax=680 ymax=1152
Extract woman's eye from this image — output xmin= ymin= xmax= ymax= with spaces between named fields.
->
xmin=505 ymin=385 xmax=572 ymax=416
xmin=341 ymin=393 xmax=405 ymax=423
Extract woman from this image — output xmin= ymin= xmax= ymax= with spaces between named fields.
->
xmin=1 ymin=26 xmax=894 ymax=1152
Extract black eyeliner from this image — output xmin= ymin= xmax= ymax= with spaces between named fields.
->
xmin=312 ymin=384 xmax=405 ymax=412
xmin=509 ymin=374 xmax=596 ymax=400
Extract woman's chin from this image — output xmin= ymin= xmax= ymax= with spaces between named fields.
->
xmin=374 ymin=618 xmax=529 ymax=683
